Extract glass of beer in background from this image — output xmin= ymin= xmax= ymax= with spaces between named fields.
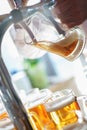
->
xmin=25 ymin=88 xmax=57 ymax=130
xmin=0 ymin=97 xmax=16 ymax=130
xmin=44 ymin=89 xmax=80 ymax=130
xmin=63 ymin=95 xmax=87 ymax=130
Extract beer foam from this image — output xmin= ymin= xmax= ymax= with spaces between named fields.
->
xmin=27 ymin=90 xmax=52 ymax=109
xmin=40 ymin=28 xmax=83 ymax=48
xmin=45 ymin=95 xmax=75 ymax=112
xmin=54 ymin=28 xmax=79 ymax=47
xmin=53 ymin=89 xmax=73 ymax=97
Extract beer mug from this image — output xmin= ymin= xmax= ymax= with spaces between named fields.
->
xmin=44 ymin=89 xmax=80 ymax=129
xmin=25 ymin=89 xmax=57 ymax=130
xmin=0 ymin=97 xmax=16 ymax=130
xmin=9 ymin=0 xmax=86 ymax=61
xmin=63 ymin=95 xmax=87 ymax=130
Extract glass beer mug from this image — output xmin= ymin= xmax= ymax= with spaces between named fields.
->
xmin=0 ymin=97 xmax=16 ymax=130
xmin=63 ymin=95 xmax=87 ymax=130
xmin=24 ymin=89 xmax=57 ymax=130
xmin=44 ymin=89 xmax=80 ymax=130
xmin=9 ymin=0 xmax=86 ymax=61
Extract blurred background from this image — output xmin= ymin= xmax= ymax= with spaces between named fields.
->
xmin=1 ymin=0 xmax=87 ymax=98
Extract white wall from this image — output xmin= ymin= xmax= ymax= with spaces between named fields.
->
xmin=0 ymin=0 xmax=11 ymax=14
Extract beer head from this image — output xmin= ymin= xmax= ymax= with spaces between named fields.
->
xmin=25 ymin=88 xmax=52 ymax=109
xmin=45 ymin=89 xmax=76 ymax=112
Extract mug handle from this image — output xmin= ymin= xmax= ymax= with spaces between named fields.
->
xmin=77 ymin=95 xmax=87 ymax=119
xmin=28 ymin=111 xmax=44 ymax=130
xmin=50 ymin=111 xmax=62 ymax=130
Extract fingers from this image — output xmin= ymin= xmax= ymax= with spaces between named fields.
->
xmin=53 ymin=0 xmax=87 ymax=28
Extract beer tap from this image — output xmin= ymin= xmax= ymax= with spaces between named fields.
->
xmin=0 ymin=5 xmax=38 ymax=130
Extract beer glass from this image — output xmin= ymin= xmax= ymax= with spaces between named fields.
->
xmin=0 ymin=97 xmax=16 ymax=130
xmin=44 ymin=89 xmax=80 ymax=129
xmin=9 ymin=0 xmax=86 ymax=61
xmin=25 ymin=89 xmax=57 ymax=130
xmin=63 ymin=95 xmax=87 ymax=130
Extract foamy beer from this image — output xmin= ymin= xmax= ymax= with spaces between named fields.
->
xmin=25 ymin=89 xmax=57 ymax=130
xmin=34 ymin=27 xmax=85 ymax=61
xmin=44 ymin=89 xmax=80 ymax=129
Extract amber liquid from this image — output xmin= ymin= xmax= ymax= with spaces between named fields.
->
xmin=0 ymin=112 xmax=16 ymax=130
xmin=49 ymin=101 xmax=80 ymax=129
xmin=33 ymin=27 xmax=84 ymax=61
xmin=0 ymin=112 xmax=8 ymax=119
xmin=34 ymin=39 xmax=82 ymax=58
xmin=28 ymin=104 xmax=57 ymax=130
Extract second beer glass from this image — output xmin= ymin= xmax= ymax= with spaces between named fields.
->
xmin=44 ymin=89 xmax=80 ymax=129
xmin=25 ymin=89 xmax=57 ymax=130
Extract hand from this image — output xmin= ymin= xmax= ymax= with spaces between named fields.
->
xmin=54 ymin=0 xmax=87 ymax=28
